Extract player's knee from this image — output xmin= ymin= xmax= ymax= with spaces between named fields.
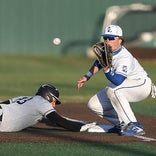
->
xmin=88 ymin=95 xmax=104 ymax=114
xmin=87 ymin=97 xmax=95 ymax=110
xmin=88 ymin=95 xmax=100 ymax=111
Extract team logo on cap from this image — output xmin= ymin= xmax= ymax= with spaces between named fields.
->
xmin=107 ymin=26 xmax=112 ymax=33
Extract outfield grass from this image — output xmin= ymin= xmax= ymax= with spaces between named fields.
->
xmin=0 ymin=53 xmax=155 ymax=116
xmin=0 ymin=53 xmax=155 ymax=155
xmin=0 ymin=142 xmax=156 ymax=156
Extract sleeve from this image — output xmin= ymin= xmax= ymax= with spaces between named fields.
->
xmin=104 ymin=69 xmax=126 ymax=85
xmin=46 ymin=111 xmax=85 ymax=132
xmin=93 ymin=60 xmax=103 ymax=70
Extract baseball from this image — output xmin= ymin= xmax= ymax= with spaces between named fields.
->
xmin=53 ymin=38 xmax=61 ymax=45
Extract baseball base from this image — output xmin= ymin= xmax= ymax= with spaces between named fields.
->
xmin=87 ymin=124 xmax=114 ymax=133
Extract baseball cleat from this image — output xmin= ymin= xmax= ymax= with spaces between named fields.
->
xmin=107 ymin=121 xmax=125 ymax=134
xmin=121 ymin=122 xmax=145 ymax=136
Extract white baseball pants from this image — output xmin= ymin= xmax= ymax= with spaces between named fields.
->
xmin=88 ymin=77 xmax=152 ymax=125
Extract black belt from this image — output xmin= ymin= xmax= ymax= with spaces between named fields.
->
xmin=0 ymin=105 xmax=2 ymax=121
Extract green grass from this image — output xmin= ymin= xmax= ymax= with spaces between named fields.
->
xmin=0 ymin=142 xmax=156 ymax=156
xmin=0 ymin=54 xmax=155 ymax=116
xmin=0 ymin=53 xmax=155 ymax=155
xmin=0 ymin=53 xmax=109 ymax=102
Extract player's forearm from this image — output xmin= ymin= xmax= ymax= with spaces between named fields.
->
xmin=77 ymin=61 xmax=100 ymax=89
xmin=46 ymin=111 xmax=85 ymax=131
xmin=84 ymin=65 xmax=99 ymax=79
xmin=0 ymin=100 xmax=10 ymax=104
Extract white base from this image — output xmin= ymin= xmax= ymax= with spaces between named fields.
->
xmin=87 ymin=124 xmax=114 ymax=133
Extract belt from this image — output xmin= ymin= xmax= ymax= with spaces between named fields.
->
xmin=0 ymin=105 xmax=2 ymax=121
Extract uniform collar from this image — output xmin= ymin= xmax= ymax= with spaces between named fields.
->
xmin=113 ymin=46 xmax=122 ymax=55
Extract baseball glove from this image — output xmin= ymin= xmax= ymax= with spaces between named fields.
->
xmin=92 ymin=42 xmax=113 ymax=68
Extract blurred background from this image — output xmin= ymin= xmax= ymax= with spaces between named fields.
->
xmin=0 ymin=0 xmax=156 ymax=56
xmin=0 ymin=0 xmax=155 ymax=117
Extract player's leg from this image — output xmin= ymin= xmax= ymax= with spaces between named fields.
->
xmin=106 ymin=77 xmax=151 ymax=135
xmin=106 ymin=78 xmax=151 ymax=124
xmin=87 ymin=88 xmax=120 ymax=125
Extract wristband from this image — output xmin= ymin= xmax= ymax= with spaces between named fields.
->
xmin=84 ymin=71 xmax=93 ymax=80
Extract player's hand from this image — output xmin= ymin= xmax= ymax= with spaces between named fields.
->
xmin=77 ymin=76 xmax=88 ymax=89
xmin=80 ymin=122 xmax=97 ymax=132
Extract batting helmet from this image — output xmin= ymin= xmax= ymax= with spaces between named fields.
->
xmin=36 ymin=84 xmax=61 ymax=104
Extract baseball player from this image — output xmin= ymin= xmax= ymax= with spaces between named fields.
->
xmin=77 ymin=25 xmax=156 ymax=136
xmin=0 ymin=83 xmax=95 ymax=132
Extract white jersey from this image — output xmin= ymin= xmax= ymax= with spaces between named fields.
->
xmin=112 ymin=46 xmax=148 ymax=79
xmin=0 ymin=95 xmax=55 ymax=132
xmin=88 ymin=46 xmax=152 ymax=127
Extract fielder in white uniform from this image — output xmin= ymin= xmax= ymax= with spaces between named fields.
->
xmin=0 ymin=84 xmax=95 ymax=132
xmin=77 ymin=25 xmax=155 ymax=136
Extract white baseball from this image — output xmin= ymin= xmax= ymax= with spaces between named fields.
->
xmin=53 ymin=38 xmax=61 ymax=45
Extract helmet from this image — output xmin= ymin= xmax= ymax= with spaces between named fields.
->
xmin=36 ymin=84 xmax=61 ymax=104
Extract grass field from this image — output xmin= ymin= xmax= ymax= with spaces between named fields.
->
xmin=0 ymin=142 xmax=156 ymax=156
xmin=0 ymin=53 xmax=155 ymax=155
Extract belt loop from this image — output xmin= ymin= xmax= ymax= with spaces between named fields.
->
xmin=151 ymin=83 xmax=156 ymax=98
xmin=0 ymin=115 xmax=2 ymax=121
xmin=0 ymin=105 xmax=2 ymax=121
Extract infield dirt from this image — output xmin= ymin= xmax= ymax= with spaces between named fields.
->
xmin=0 ymin=103 xmax=155 ymax=146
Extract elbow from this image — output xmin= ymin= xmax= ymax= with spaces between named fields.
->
xmin=114 ymin=80 xmax=124 ymax=86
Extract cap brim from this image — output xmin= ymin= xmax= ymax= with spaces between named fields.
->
xmin=101 ymin=34 xmax=119 ymax=38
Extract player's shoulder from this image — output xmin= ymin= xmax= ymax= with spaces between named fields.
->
xmin=118 ymin=46 xmax=134 ymax=59
xmin=33 ymin=95 xmax=49 ymax=103
xmin=120 ymin=46 xmax=129 ymax=54
xmin=113 ymin=47 xmax=134 ymax=65
xmin=10 ymin=96 xmax=33 ymax=103
xmin=10 ymin=96 xmax=31 ymax=101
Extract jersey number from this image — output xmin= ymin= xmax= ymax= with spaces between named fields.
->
xmin=16 ymin=97 xmax=33 ymax=104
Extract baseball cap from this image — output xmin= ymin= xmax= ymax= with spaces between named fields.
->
xmin=102 ymin=25 xmax=123 ymax=38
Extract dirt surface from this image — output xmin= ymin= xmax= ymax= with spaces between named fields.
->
xmin=0 ymin=103 xmax=155 ymax=146
xmin=128 ymin=47 xmax=156 ymax=59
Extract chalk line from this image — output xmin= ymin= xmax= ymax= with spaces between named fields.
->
xmin=133 ymin=135 xmax=156 ymax=142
